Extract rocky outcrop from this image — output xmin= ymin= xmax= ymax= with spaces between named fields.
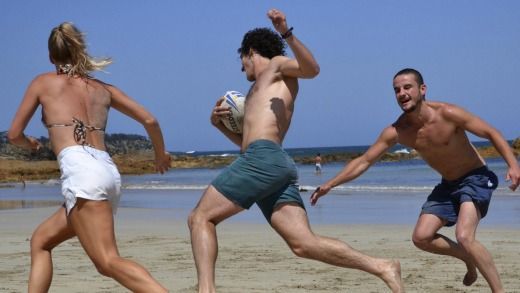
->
xmin=2 ymin=131 xmax=518 ymax=184
xmin=513 ymin=137 xmax=520 ymax=151
xmin=0 ymin=131 xmax=152 ymax=160
xmin=104 ymin=133 xmax=153 ymax=155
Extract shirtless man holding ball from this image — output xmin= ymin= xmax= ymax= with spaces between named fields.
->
xmin=188 ymin=8 xmax=404 ymax=293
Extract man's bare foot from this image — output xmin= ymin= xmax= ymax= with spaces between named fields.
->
xmin=380 ymin=260 xmax=405 ymax=293
xmin=463 ymin=264 xmax=478 ymax=286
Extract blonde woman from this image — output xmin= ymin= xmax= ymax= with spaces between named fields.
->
xmin=8 ymin=22 xmax=170 ymax=292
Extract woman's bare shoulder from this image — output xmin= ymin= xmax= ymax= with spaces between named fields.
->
xmin=31 ymin=72 xmax=59 ymax=82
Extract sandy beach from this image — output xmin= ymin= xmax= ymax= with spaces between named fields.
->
xmin=1 ymin=205 xmax=519 ymax=293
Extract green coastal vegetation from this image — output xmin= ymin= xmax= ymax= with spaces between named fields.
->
xmin=1 ymin=131 xmax=518 ymax=184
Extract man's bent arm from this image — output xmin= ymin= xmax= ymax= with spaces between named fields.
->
xmin=267 ymin=9 xmax=319 ymax=78
xmin=282 ymin=34 xmax=320 ymax=78
xmin=468 ymin=122 xmax=519 ymax=190
xmin=445 ymin=104 xmax=520 ymax=190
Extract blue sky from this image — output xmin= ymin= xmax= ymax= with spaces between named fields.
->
xmin=1 ymin=1 xmax=519 ymax=152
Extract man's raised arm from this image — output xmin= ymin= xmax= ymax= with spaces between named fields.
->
xmin=267 ymin=9 xmax=320 ymax=78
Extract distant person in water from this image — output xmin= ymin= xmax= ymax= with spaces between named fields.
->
xmin=20 ymin=172 xmax=26 ymax=189
xmin=315 ymin=153 xmax=322 ymax=175
xmin=8 ymin=22 xmax=170 ymax=292
xmin=312 ymin=68 xmax=520 ymax=292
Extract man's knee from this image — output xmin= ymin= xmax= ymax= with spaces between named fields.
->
xmin=288 ymin=241 xmax=311 ymax=258
xmin=455 ymin=230 xmax=475 ymax=249
xmin=187 ymin=209 xmax=198 ymax=231
xmin=188 ymin=208 xmax=213 ymax=231
xmin=412 ymin=230 xmax=435 ymax=249
xmin=93 ymin=256 xmax=119 ymax=277
xmin=286 ymin=235 xmax=319 ymax=259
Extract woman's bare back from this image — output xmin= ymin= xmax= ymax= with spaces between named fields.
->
xmin=37 ymin=73 xmax=111 ymax=154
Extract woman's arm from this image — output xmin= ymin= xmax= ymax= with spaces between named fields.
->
xmin=108 ymin=85 xmax=171 ymax=173
xmin=8 ymin=77 xmax=43 ymax=151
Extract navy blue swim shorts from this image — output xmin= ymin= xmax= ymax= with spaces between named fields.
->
xmin=421 ymin=166 xmax=498 ymax=227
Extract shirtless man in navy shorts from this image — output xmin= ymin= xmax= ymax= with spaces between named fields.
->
xmin=312 ymin=68 xmax=520 ymax=293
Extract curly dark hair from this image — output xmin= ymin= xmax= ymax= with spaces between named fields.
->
xmin=237 ymin=28 xmax=286 ymax=59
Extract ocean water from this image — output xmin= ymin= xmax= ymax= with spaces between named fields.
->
xmin=176 ymin=140 xmax=496 ymax=157
xmin=1 ymin=156 xmax=519 ymax=227
xmin=123 ymin=156 xmax=514 ymax=195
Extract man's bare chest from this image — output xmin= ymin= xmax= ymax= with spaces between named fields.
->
xmin=398 ymin=123 xmax=458 ymax=151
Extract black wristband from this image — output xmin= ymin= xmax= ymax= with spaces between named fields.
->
xmin=281 ymin=27 xmax=294 ymax=39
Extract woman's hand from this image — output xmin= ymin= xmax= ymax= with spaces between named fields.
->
xmin=155 ymin=151 xmax=171 ymax=174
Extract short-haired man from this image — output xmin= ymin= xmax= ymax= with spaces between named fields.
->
xmin=312 ymin=68 xmax=520 ymax=292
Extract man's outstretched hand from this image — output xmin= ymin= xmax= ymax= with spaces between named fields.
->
xmin=310 ymin=184 xmax=332 ymax=206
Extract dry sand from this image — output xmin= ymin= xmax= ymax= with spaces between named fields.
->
xmin=1 ymin=206 xmax=519 ymax=292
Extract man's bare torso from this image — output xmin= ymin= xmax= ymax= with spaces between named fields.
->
xmin=394 ymin=101 xmax=485 ymax=180
xmin=241 ymin=61 xmax=298 ymax=151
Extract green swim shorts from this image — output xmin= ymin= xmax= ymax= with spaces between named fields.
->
xmin=211 ymin=139 xmax=305 ymax=221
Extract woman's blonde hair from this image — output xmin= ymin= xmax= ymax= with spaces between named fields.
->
xmin=48 ymin=22 xmax=112 ymax=78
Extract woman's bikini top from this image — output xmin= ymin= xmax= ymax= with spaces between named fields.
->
xmin=44 ymin=117 xmax=105 ymax=147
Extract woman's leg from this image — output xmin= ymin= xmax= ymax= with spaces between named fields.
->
xmin=28 ymin=207 xmax=75 ymax=293
xmin=68 ymin=198 xmax=167 ymax=293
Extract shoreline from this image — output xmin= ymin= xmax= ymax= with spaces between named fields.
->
xmin=1 ymin=206 xmax=519 ymax=292
xmin=3 ymin=186 xmax=519 ymax=228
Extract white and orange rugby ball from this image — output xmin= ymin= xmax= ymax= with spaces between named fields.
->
xmin=220 ymin=90 xmax=245 ymax=134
